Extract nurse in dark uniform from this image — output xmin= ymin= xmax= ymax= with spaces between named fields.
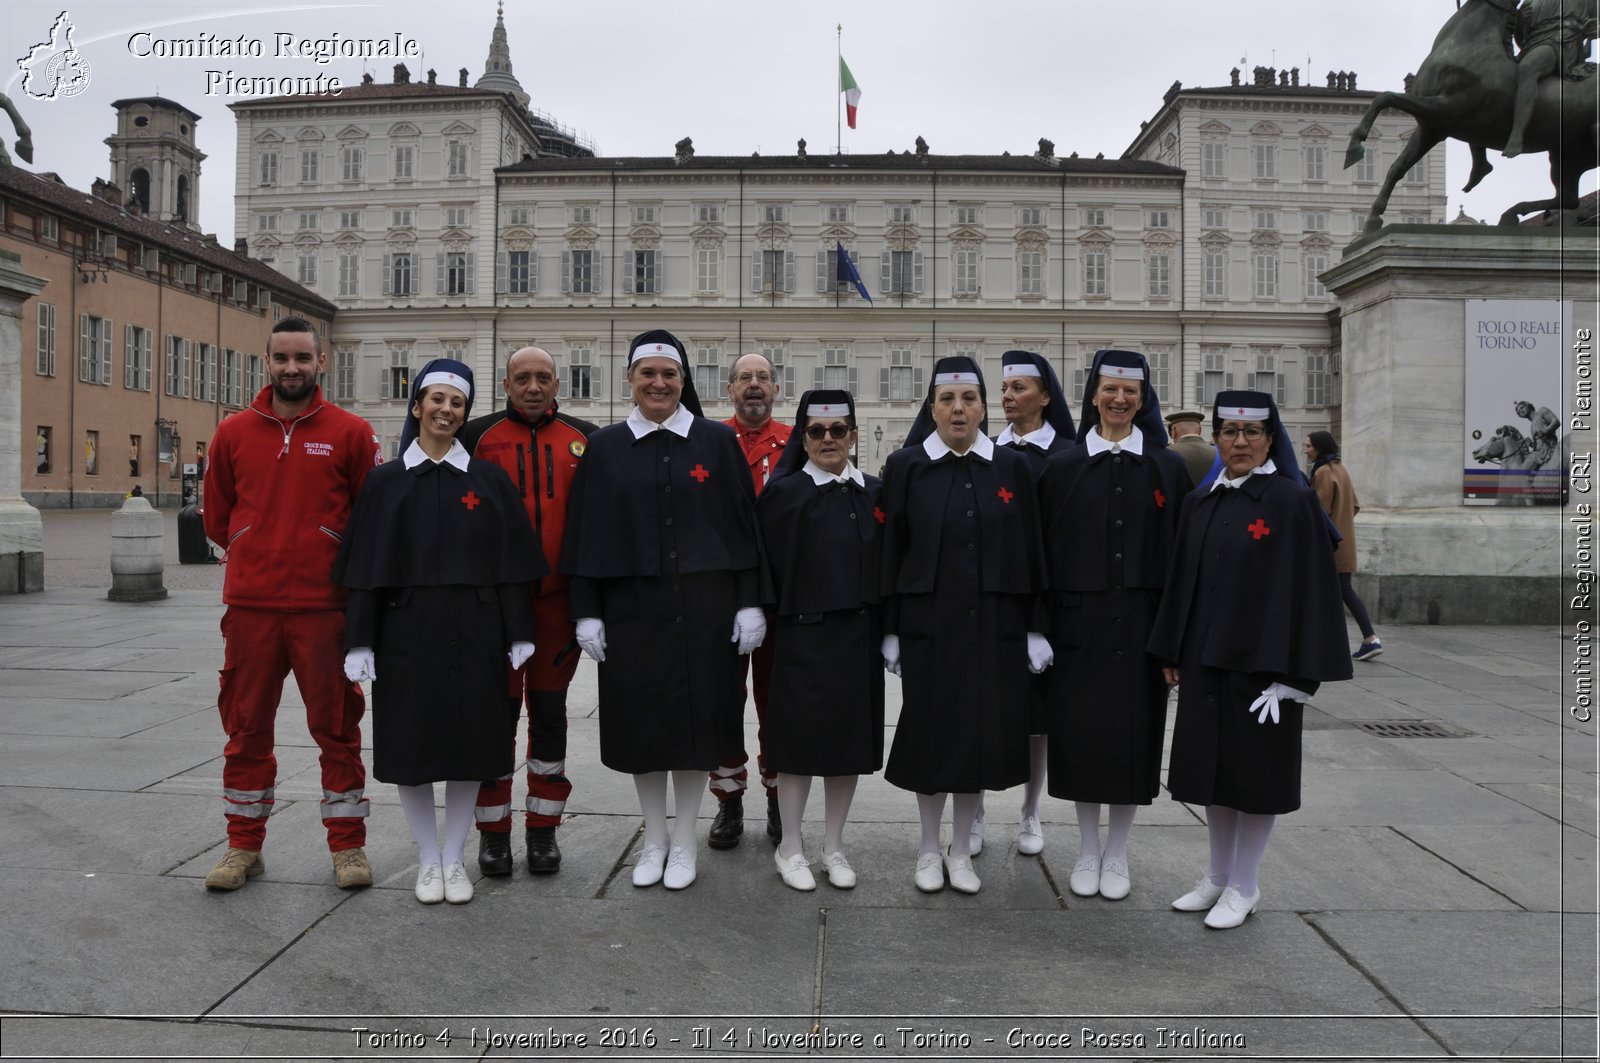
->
xmin=758 ymin=390 xmax=883 ymax=891
xmin=560 ymin=330 xmax=764 ymax=892
xmin=1147 ymin=390 xmax=1352 ymax=929
xmin=1038 ymin=348 xmax=1191 ymax=902
xmin=880 ymin=356 xmax=1051 ymax=895
xmin=335 ymin=359 xmax=542 ymax=905
xmin=980 ymin=349 xmax=1075 ymax=858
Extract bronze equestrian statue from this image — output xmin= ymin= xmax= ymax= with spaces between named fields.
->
xmin=1345 ymin=0 xmax=1597 ymax=229
xmin=0 ymin=92 xmax=33 ymax=168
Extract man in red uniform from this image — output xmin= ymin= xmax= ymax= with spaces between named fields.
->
xmin=459 ymin=346 xmax=596 ymax=875
xmin=201 ymin=317 xmax=382 ymax=891
xmin=708 ymin=352 xmax=791 ymax=848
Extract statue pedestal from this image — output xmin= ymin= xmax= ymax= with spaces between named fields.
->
xmin=1322 ymin=225 xmax=1597 ymax=624
xmin=0 ymin=251 xmax=46 ymax=594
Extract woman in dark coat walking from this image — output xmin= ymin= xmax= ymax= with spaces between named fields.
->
xmin=757 ymin=389 xmax=883 ymax=891
xmin=560 ymin=330 xmax=764 ymax=891
xmin=335 ymin=359 xmax=541 ymax=905
xmin=880 ymin=356 xmax=1050 ymax=895
xmin=1148 ymin=390 xmax=1352 ymax=929
xmin=1038 ymin=348 xmax=1191 ymax=902
xmin=1305 ymin=430 xmax=1382 ymax=661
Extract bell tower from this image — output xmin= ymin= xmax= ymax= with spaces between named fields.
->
xmin=105 ymin=97 xmax=206 ymax=229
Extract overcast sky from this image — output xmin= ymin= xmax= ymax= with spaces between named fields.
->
xmin=4 ymin=0 xmax=1594 ymax=241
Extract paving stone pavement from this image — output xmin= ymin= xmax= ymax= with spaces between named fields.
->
xmin=0 ymin=510 xmax=1594 ymax=1061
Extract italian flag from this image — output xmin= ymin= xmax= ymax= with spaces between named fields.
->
xmin=839 ymin=56 xmax=861 ymax=129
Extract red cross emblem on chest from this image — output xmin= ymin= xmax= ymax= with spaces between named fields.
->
xmin=1154 ymin=489 xmax=1166 ymax=509
xmin=461 ymin=491 xmax=481 ymax=510
xmin=873 ymin=506 xmax=885 ymax=524
xmin=997 ymin=487 xmax=1014 ymax=504
xmin=1248 ymin=518 xmax=1271 ymax=540
xmin=689 ymin=464 xmax=710 ymax=483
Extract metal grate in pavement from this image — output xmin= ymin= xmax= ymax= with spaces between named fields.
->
xmin=1355 ymin=720 xmax=1470 ymax=739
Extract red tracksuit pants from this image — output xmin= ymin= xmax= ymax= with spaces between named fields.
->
xmin=476 ymin=592 xmax=579 ymax=832
xmin=710 ymin=626 xmax=777 ymax=801
xmin=217 ymin=607 xmax=368 ymax=851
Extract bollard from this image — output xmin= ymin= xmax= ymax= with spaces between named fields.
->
xmin=108 ymin=495 xmax=168 ymax=602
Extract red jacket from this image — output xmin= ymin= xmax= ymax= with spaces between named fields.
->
xmin=459 ymin=401 xmax=596 ymax=597
xmin=203 ymin=386 xmax=382 ymax=610
xmin=724 ymin=416 xmax=792 ymax=497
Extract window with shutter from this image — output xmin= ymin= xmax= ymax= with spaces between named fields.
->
xmin=36 ymin=303 xmax=56 ymax=376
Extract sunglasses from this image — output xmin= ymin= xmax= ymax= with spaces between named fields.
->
xmin=805 ymin=423 xmax=852 ymax=441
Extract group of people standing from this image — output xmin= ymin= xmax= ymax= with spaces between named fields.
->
xmin=200 ymin=317 xmax=1359 ymax=930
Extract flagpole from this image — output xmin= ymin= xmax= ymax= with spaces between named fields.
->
xmin=836 ymin=24 xmax=842 ymax=156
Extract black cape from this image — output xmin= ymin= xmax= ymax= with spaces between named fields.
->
xmin=1037 ymin=441 xmax=1192 ymax=804
xmin=333 ymin=456 xmax=542 ymax=785
xmin=559 ymin=416 xmax=761 ymax=773
xmin=757 ymin=468 xmax=885 ymax=776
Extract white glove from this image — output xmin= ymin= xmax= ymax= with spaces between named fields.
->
xmin=576 ymin=617 xmax=606 ymax=662
xmin=1249 ymin=682 xmax=1312 ymax=725
xmin=732 ymin=607 xmax=767 ymax=655
xmin=343 ymin=647 xmax=375 ymax=683
xmin=1026 ymin=632 xmax=1054 ymax=674
xmin=507 ymin=641 xmax=535 ymax=670
xmin=881 ymin=634 xmax=902 ymax=676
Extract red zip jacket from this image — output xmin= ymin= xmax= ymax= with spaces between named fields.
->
xmin=203 ymin=385 xmax=382 ymax=610
xmin=724 ymin=415 xmax=792 ymax=497
xmin=458 ymin=400 xmax=596 ymax=597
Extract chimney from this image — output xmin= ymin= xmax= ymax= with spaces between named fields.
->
xmin=234 ymin=238 xmax=249 ymax=255
xmin=91 ymin=178 xmax=123 ymax=207
xmin=393 ymin=63 xmax=410 ymax=84
xmin=427 ymin=68 xmax=437 ymax=85
xmin=361 ymin=72 xmax=374 ymax=85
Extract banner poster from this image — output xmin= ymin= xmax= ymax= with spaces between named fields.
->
xmin=1463 ymin=299 xmax=1570 ymax=505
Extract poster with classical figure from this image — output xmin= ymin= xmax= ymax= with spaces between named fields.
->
xmin=1463 ymin=299 xmax=1570 ymax=505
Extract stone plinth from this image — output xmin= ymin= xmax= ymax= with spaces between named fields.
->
xmin=1322 ymin=225 xmax=1597 ymax=624
xmin=107 ymin=496 xmax=167 ymax=602
xmin=0 ymin=251 xmax=47 ymax=594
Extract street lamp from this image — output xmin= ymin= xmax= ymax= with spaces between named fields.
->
xmin=873 ymin=423 xmax=883 ymax=458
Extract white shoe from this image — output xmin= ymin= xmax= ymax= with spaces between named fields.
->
xmin=819 ymin=850 xmax=856 ymax=889
xmin=943 ymin=848 xmax=981 ymax=894
xmin=632 ymin=845 xmax=667 ymax=888
xmin=914 ymin=852 xmax=945 ymax=893
xmin=775 ymin=850 xmax=816 ymax=891
xmin=442 ymin=862 xmax=473 ymax=904
xmin=414 ymin=863 xmax=444 ymax=904
xmin=969 ymin=810 xmax=985 ymax=856
xmin=1171 ymin=875 xmax=1226 ymax=912
xmin=1016 ymin=814 xmax=1044 ymax=856
xmin=1068 ymin=854 xmax=1101 ymax=897
xmin=1204 ymin=886 xmax=1261 ymax=929
xmin=1099 ymin=856 xmax=1130 ymax=900
xmin=663 ymin=844 xmax=697 ymax=890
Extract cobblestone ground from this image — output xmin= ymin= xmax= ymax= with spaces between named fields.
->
xmin=41 ymin=507 xmax=227 ymax=594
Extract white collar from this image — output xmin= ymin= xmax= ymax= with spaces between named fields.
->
xmin=803 ymin=459 xmax=866 ymax=487
xmin=922 ymin=432 xmax=996 ymax=462
xmin=626 ymin=404 xmax=694 ymax=440
xmin=1085 ymin=425 xmax=1144 ymax=457
xmin=995 ymin=421 xmax=1057 ymax=449
xmin=1210 ymin=457 xmax=1278 ymax=491
xmin=403 ymin=438 xmax=470 ymax=471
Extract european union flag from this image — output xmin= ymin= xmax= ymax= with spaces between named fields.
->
xmin=835 ymin=241 xmax=872 ymax=304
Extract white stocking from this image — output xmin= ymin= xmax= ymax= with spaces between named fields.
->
xmin=670 ymin=769 xmax=703 ymax=850
xmin=1103 ymin=803 xmax=1137 ymax=864
xmin=775 ymin=773 xmax=811 ymax=861
xmin=1205 ymin=804 xmax=1239 ymax=886
xmin=397 ymin=783 xmax=441 ymax=867
xmin=916 ymin=792 xmax=946 ymax=856
xmin=633 ymin=771 xmax=669 ymax=849
xmin=1074 ymin=801 xmax=1102 ymax=862
xmin=441 ymin=780 xmax=478 ymax=866
xmin=1021 ymin=735 xmax=1048 ymax=818
xmin=1229 ymin=811 xmax=1276 ymax=895
xmin=950 ymin=792 xmax=981 ymax=858
xmin=821 ymin=775 xmax=858 ymax=855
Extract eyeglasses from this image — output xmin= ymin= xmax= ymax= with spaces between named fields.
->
xmin=805 ymin=423 xmax=852 ymax=441
xmin=1217 ymin=425 xmax=1268 ymax=441
xmin=733 ymin=372 xmax=775 ymax=385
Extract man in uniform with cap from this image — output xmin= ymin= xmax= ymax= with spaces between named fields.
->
xmin=458 ymin=346 xmax=597 ymax=877
xmin=200 ymin=316 xmax=381 ymax=892
xmin=708 ymin=352 xmax=793 ymax=848
xmin=1165 ymin=409 xmax=1217 ymax=487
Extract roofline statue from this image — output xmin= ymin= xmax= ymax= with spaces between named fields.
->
xmin=1344 ymin=0 xmax=1597 ymax=229
xmin=0 ymin=92 xmax=34 ymax=167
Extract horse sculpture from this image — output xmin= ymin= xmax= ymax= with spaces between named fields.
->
xmin=1472 ymin=424 xmax=1540 ymax=469
xmin=1345 ymin=0 xmax=1597 ymax=228
xmin=0 ymin=91 xmax=34 ymax=168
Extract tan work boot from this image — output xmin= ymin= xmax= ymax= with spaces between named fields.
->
xmin=332 ymin=847 xmax=372 ymax=889
xmin=205 ymin=847 xmax=264 ymax=890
